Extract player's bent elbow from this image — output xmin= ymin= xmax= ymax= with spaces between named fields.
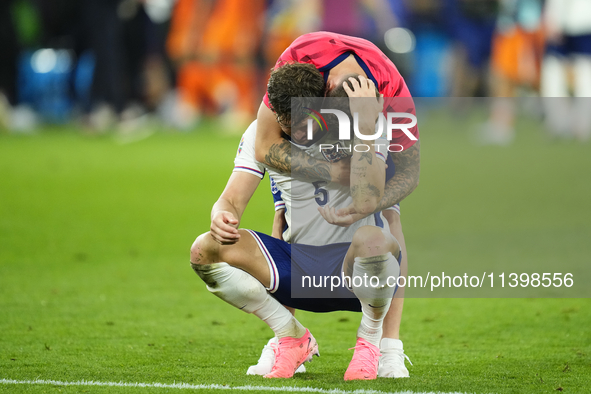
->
xmin=410 ymin=169 xmax=420 ymax=191
xmin=353 ymin=199 xmax=380 ymax=217
xmin=412 ymin=175 xmax=419 ymax=191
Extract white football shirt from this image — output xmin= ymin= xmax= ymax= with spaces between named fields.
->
xmin=234 ymin=120 xmax=388 ymax=246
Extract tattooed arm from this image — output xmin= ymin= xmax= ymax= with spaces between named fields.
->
xmin=346 ymin=76 xmax=386 ymax=214
xmin=350 ymin=144 xmax=385 ymax=215
xmin=327 ymin=140 xmax=420 ymax=227
xmin=254 ymin=102 xmax=350 ymax=184
xmin=265 ymin=137 xmax=350 ymax=184
xmin=377 ymin=140 xmax=420 ymax=210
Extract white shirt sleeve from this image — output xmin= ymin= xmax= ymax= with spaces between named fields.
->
xmin=233 ymin=120 xmax=266 ymax=179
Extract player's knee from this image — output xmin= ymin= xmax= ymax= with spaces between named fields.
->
xmin=352 ymin=225 xmax=387 ymax=249
xmin=352 ymin=225 xmax=399 ymax=258
xmin=190 ymin=232 xmax=217 ymax=267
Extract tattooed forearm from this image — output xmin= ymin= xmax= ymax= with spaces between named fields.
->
xmin=293 ymin=146 xmax=331 ymax=181
xmin=378 ymin=140 xmax=420 ymax=210
xmin=264 ymin=139 xmax=332 ymax=182
xmin=350 ymin=141 xmax=385 ymax=213
xmin=351 ymin=183 xmax=381 ymax=199
xmin=358 ymin=151 xmax=373 ymax=165
xmin=351 ymin=180 xmax=382 ymax=215
xmin=352 ymin=165 xmax=368 ymax=178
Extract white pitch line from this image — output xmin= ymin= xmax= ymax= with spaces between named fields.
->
xmin=0 ymin=378 xmax=469 ymax=394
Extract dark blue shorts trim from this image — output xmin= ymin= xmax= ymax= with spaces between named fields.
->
xmin=249 ymin=231 xmax=404 ymax=313
xmin=250 ymin=231 xmax=361 ymax=313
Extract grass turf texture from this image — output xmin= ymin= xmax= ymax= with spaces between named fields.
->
xmin=1 ymin=113 xmax=590 ymax=394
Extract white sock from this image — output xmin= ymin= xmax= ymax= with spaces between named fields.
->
xmin=541 ymin=55 xmax=568 ymax=97
xmin=192 ymin=262 xmax=305 ymax=338
xmin=541 ymin=56 xmax=573 ymax=137
xmin=351 ymin=253 xmax=399 ymax=347
xmin=573 ymin=56 xmax=591 ymax=140
xmin=380 ymin=338 xmax=403 ymax=350
xmin=573 ymin=55 xmax=591 ymax=98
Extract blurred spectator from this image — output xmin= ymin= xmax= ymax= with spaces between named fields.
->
xmin=541 ymin=0 xmax=591 ymax=141
xmin=0 ymin=1 xmax=19 ymax=130
xmin=167 ymin=0 xmax=265 ymax=130
xmin=11 ymin=0 xmax=588 ymax=133
xmin=320 ymin=0 xmax=396 ymax=40
xmin=400 ymin=0 xmax=451 ymax=96
xmin=77 ymin=0 xmax=175 ymax=131
xmin=262 ymin=0 xmax=321 ymax=72
xmin=77 ymin=0 xmax=127 ymax=127
xmin=491 ymin=0 xmax=545 ymax=94
xmin=320 ymin=0 xmax=402 ymax=81
xmin=0 ymin=1 xmax=20 ymax=108
xmin=444 ymin=0 xmax=498 ymax=97
xmin=261 ymin=0 xmax=398 ymax=89
xmin=479 ymin=0 xmax=545 ymax=145
xmin=1 ymin=0 xmax=45 ymax=132
xmin=37 ymin=0 xmax=79 ymax=48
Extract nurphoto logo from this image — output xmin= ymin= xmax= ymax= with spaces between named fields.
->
xmin=308 ymin=109 xmax=417 ymax=153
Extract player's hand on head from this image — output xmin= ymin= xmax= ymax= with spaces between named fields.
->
xmin=342 ymin=75 xmax=377 ymax=98
xmin=343 ymin=76 xmax=383 ymax=136
xmin=210 ymin=211 xmax=240 ymax=245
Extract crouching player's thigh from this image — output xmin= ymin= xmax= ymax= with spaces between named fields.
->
xmin=190 ymin=229 xmax=272 ymax=288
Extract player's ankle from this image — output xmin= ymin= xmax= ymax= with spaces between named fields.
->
xmin=380 ymin=338 xmax=403 ymax=349
xmin=357 ymin=333 xmax=381 ymax=348
xmin=276 ymin=318 xmax=306 ymax=339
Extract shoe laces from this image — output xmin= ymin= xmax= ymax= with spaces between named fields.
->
xmin=381 ymin=347 xmax=413 ymax=366
xmin=348 ymin=341 xmax=381 ymax=370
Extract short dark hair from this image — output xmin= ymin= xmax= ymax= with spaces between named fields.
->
xmin=267 ymin=63 xmax=325 ymax=126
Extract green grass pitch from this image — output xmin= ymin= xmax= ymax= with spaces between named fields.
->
xmin=1 ymin=112 xmax=590 ymax=394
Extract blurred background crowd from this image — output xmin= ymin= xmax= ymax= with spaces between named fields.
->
xmin=0 ymin=0 xmax=590 ymax=142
